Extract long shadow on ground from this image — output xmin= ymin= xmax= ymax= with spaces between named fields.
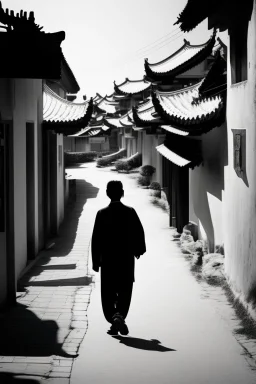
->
xmin=112 ymin=336 xmax=176 ymax=352
xmin=0 ymin=373 xmax=40 ymax=383
xmin=0 ymin=303 xmax=76 ymax=358
xmin=18 ymin=180 xmax=99 ymax=288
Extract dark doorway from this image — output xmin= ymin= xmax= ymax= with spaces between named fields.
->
xmin=26 ymin=122 xmax=36 ymax=260
xmin=162 ymin=157 xmax=189 ymax=233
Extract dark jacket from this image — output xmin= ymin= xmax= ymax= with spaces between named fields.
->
xmin=91 ymin=201 xmax=146 ymax=282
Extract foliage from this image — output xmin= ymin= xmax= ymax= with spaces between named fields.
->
xmin=149 ymin=182 xmax=161 ymax=191
xmin=115 ymin=160 xmax=132 ymax=172
xmin=114 ymin=152 xmax=142 ymax=172
xmin=137 ymin=175 xmax=151 ymax=187
xmin=150 ymin=190 xmax=169 ymax=214
xmin=64 ymin=151 xmax=97 ymax=166
xmin=140 ymin=165 xmax=156 ymax=177
xmin=96 ymin=148 xmax=127 ymax=167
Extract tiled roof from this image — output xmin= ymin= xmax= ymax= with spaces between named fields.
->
xmin=96 ymin=97 xmax=117 ymax=114
xmin=152 ymin=81 xmax=225 ymax=134
xmin=160 ymin=125 xmax=189 ymax=136
xmin=93 ymin=93 xmax=103 ymax=103
xmin=104 ymin=117 xmax=123 ymax=129
xmin=132 ymin=99 xmax=163 ymax=128
xmin=120 ymin=111 xmax=134 ymax=127
xmin=114 ymin=77 xmax=151 ymax=95
xmin=174 ymin=0 xmax=253 ymax=32
xmin=137 ymin=97 xmax=153 ymax=112
xmin=43 ymin=84 xmax=93 ymax=135
xmin=198 ymin=49 xmax=226 ymax=99
xmin=144 ymin=35 xmax=215 ymax=82
xmin=156 ymin=144 xmax=191 ymax=167
xmin=156 ymin=133 xmax=202 ymax=168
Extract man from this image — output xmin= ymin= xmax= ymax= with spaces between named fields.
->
xmin=91 ymin=180 xmax=146 ymax=335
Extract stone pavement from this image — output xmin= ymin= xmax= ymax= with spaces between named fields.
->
xmin=1 ymin=162 xmax=256 ymax=384
xmin=0 ymin=176 xmax=99 ymax=383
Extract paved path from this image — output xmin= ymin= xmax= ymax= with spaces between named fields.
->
xmin=0 ymin=162 xmax=256 ymax=383
xmin=70 ymin=163 xmax=256 ymax=384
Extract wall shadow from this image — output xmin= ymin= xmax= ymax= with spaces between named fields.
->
xmin=0 ymin=303 xmax=77 ymax=358
xmin=18 ymin=179 xmax=98 ymax=287
xmin=0 ymin=373 xmax=40 ymax=383
xmin=19 ymin=276 xmax=92 ymax=289
xmin=112 ymin=336 xmax=176 ymax=352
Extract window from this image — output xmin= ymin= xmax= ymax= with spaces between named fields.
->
xmin=230 ymin=22 xmax=248 ymax=84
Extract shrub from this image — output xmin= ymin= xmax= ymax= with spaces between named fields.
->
xmin=114 ymin=152 xmax=142 ymax=172
xmin=115 ymin=160 xmax=132 ymax=172
xmin=137 ymin=175 xmax=151 ymax=187
xmin=149 ymin=182 xmax=161 ymax=190
xmin=96 ymin=148 xmax=127 ymax=167
xmin=140 ymin=165 xmax=156 ymax=177
xmin=64 ymin=151 xmax=97 ymax=166
xmin=149 ymin=182 xmax=161 ymax=198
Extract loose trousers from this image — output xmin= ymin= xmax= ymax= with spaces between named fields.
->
xmin=100 ymin=272 xmax=134 ymax=324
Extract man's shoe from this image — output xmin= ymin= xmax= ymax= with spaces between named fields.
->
xmin=112 ymin=313 xmax=129 ymax=335
xmin=107 ymin=323 xmax=119 ymax=335
xmin=119 ymin=321 xmax=129 ymax=336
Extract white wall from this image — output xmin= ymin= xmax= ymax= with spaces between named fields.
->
xmin=190 ymin=123 xmax=227 ymax=252
xmin=223 ymin=4 xmax=256 ymax=302
xmin=13 ymin=79 xmax=43 ymax=280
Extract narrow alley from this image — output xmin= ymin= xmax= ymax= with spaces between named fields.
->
xmin=1 ymin=163 xmax=256 ymax=383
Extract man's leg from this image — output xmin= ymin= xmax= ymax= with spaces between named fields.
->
xmin=116 ymin=281 xmax=134 ymax=320
xmin=101 ymin=274 xmax=117 ymax=323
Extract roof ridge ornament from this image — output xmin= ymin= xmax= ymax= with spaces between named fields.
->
xmin=0 ymin=1 xmax=44 ymax=32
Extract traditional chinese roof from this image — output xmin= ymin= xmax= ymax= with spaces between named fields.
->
xmin=0 ymin=2 xmax=65 ymax=79
xmin=95 ymin=97 xmax=118 ymax=114
xmin=198 ymin=49 xmax=226 ymax=99
xmin=114 ymin=77 xmax=151 ymax=96
xmin=156 ymin=133 xmax=202 ymax=168
xmin=60 ymin=52 xmax=80 ymax=93
xmin=119 ymin=111 xmax=134 ymax=127
xmin=93 ymin=93 xmax=103 ymax=103
xmin=174 ymin=0 xmax=253 ymax=32
xmin=132 ymin=103 xmax=163 ymax=128
xmin=43 ymin=84 xmax=93 ymax=135
xmin=144 ymin=35 xmax=215 ymax=83
xmin=104 ymin=117 xmax=123 ymax=129
xmin=160 ymin=125 xmax=189 ymax=136
xmin=152 ymin=82 xmax=225 ymax=135
xmin=70 ymin=127 xmax=102 ymax=137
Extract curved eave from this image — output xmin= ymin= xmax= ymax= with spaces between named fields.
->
xmin=144 ymin=34 xmax=215 ymax=82
xmin=152 ymin=90 xmax=226 ymax=135
xmin=114 ymin=79 xmax=151 ymax=96
xmin=198 ymin=51 xmax=227 ymax=97
xmin=103 ymin=118 xmax=122 ymax=129
xmin=43 ymin=98 xmax=94 ymax=136
xmin=160 ymin=134 xmax=203 ymax=168
xmin=132 ymin=106 xmax=164 ymax=128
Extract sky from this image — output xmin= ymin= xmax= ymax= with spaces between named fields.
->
xmin=5 ymin=0 xmax=228 ymax=100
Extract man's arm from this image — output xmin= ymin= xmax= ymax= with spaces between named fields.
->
xmin=91 ymin=211 xmax=102 ymax=272
xmin=131 ymin=208 xmax=146 ymax=258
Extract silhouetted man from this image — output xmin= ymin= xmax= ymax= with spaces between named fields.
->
xmin=91 ymin=180 xmax=146 ymax=335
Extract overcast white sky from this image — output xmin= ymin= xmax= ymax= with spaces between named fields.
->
xmin=6 ymin=0 xmax=228 ymax=99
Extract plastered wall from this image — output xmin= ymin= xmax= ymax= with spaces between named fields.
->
xmin=190 ymin=123 xmax=227 ymax=252
xmin=223 ymin=4 xmax=256 ymax=300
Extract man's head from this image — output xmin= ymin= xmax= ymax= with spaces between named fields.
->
xmin=106 ymin=180 xmax=124 ymax=201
